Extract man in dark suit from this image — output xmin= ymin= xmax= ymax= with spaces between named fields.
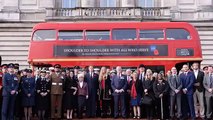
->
xmin=203 ymin=65 xmax=213 ymax=120
xmin=180 ymin=64 xmax=196 ymax=119
xmin=137 ymin=64 xmax=146 ymax=117
xmin=111 ymin=66 xmax=127 ymax=119
xmin=85 ymin=65 xmax=99 ymax=118
xmin=138 ymin=64 xmax=145 ymax=82
xmin=125 ymin=69 xmax=132 ymax=118
xmin=168 ymin=67 xmax=182 ymax=119
xmin=2 ymin=63 xmax=19 ymax=120
xmin=192 ymin=62 xmax=205 ymax=119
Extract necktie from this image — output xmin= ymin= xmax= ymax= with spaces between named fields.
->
xmin=90 ymin=72 xmax=93 ymax=79
xmin=128 ymin=76 xmax=130 ymax=84
xmin=118 ymin=74 xmax=121 ymax=79
xmin=141 ymin=73 xmax=143 ymax=81
xmin=140 ymin=73 xmax=142 ymax=81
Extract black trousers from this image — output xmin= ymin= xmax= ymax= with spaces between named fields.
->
xmin=15 ymin=93 xmax=23 ymax=120
xmin=145 ymin=104 xmax=153 ymax=119
xmin=155 ymin=96 xmax=169 ymax=119
xmin=125 ymin=93 xmax=132 ymax=117
xmin=102 ymin=99 xmax=111 ymax=116
xmin=86 ymin=93 xmax=96 ymax=117
xmin=78 ymin=96 xmax=86 ymax=118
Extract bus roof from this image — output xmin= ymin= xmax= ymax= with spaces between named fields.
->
xmin=33 ymin=22 xmax=196 ymax=31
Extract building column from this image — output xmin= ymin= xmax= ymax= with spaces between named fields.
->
xmin=2 ymin=0 xmax=19 ymax=11
xmin=0 ymin=0 xmax=20 ymax=21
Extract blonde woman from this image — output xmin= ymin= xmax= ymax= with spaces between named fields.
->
xmin=130 ymin=72 xmax=142 ymax=119
xmin=142 ymin=69 xmax=154 ymax=120
xmin=99 ymin=67 xmax=112 ymax=117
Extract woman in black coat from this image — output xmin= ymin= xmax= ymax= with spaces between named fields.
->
xmin=36 ymin=70 xmax=51 ymax=120
xmin=99 ymin=67 xmax=112 ymax=118
xmin=64 ymin=71 xmax=78 ymax=119
xmin=142 ymin=69 xmax=155 ymax=120
xmin=21 ymin=69 xmax=36 ymax=120
xmin=153 ymin=73 xmax=170 ymax=119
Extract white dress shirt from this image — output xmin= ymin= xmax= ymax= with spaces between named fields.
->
xmin=194 ymin=70 xmax=198 ymax=79
xmin=79 ymin=81 xmax=83 ymax=88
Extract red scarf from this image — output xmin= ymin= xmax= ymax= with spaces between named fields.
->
xmin=131 ymin=81 xmax=137 ymax=99
xmin=101 ymin=79 xmax=105 ymax=89
xmin=0 ymin=72 xmax=2 ymax=86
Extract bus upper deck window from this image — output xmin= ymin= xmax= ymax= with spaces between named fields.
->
xmin=112 ymin=29 xmax=136 ymax=40
xmin=166 ymin=29 xmax=191 ymax=40
xmin=59 ymin=31 xmax=83 ymax=40
xmin=33 ymin=30 xmax=56 ymax=41
xmin=86 ymin=30 xmax=110 ymax=40
xmin=139 ymin=30 xmax=164 ymax=40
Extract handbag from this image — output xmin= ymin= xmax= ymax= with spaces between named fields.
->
xmin=140 ymin=95 xmax=152 ymax=105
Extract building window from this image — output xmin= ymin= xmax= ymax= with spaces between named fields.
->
xmin=100 ymin=0 xmax=116 ymax=7
xmin=138 ymin=0 xmax=154 ymax=7
xmin=62 ymin=0 xmax=77 ymax=8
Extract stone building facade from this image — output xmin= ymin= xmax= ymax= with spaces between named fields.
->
xmin=0 ymin=0 xmax=213 ymax=69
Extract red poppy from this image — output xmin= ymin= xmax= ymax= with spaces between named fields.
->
xmin=154 ymin=49 xmax=159 ymax=55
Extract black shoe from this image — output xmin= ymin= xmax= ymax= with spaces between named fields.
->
xmin=122 ymin=116 xmax=127 ymax=119
xmin=114 ymin=116 xmax=118 ymax=119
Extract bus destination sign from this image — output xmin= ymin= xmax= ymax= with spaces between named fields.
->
xmin=176 ymin=48 xmax=194 ymax=56
xmin=54 ymin=45 xmax=168 ymax=57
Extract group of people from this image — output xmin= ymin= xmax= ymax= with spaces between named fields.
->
xmin=0 ymin=62 xmax=212 ymax=120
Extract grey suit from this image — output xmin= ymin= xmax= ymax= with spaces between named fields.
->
xmin=168 ymin=74 xmax=182 ymax=118
xmin=203 ymin=73 xmax=213 ymax=118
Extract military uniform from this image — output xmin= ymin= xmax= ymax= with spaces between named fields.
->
xmin=21 ymin=76 xmax=36 ymax=107
xmin=36 ymin=77 xmax=51 ymax=110
xmin=50 ymin=72 xmax=64 ymax=119
xmin=2 ymin=63 xmax=19 ymax=120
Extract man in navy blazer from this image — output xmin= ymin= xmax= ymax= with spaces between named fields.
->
xmin=85 ymin=66 xmax=99 ymax=118
xmin=111 ymin=66 xmax=127 ymax=119
xmin=180 ymin=64 xmax=196 ymax=119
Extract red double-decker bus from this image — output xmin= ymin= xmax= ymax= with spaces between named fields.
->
xmin=28 ymin=22 xmax=202 ymax=72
